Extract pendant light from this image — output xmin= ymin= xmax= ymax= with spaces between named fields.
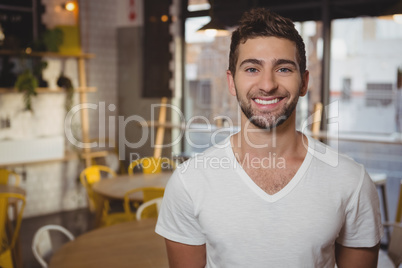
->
xmin=196 ymin=0 xmax=230 ymax=37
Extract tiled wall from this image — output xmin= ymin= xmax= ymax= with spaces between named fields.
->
xmin=79 ymin=0 xmax=119 ymax=139
xmin=0 ymin=89 xmax=87 ymax=217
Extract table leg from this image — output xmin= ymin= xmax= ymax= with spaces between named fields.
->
xmin=93 ymin=193 xmax=105 ymax=228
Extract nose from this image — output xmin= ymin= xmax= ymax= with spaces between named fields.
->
xmin=258 ymin=70 xmax=278 ymax=93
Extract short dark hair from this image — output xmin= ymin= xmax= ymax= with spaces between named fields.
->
xmin=228 ymin=8 xmax=306 ymax=77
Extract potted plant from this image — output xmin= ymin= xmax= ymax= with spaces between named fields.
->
xmin=57 ymin=74 xmax=74 ymax=111
xmin=14 ymin=70 xmax=38 ymax=111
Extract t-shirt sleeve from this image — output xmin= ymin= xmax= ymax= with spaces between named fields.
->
xmin=336 ymin=169 xmax=384 ymax=247
xmin=155 ymin=169 xmax=206 ymax=245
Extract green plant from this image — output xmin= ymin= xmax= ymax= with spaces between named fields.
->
xmin=43 ymin=28 xmax=64 ymax=52
xmin=15 ymin=70 xmax=38 ymax=111
xmin=32 ymin=28 xmax=64 ymax=52
xmin=33 ymin=60 xmax=49 ymax=87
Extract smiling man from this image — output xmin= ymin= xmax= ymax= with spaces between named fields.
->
xmin=156 ymin=8 xmax=383 ymax=268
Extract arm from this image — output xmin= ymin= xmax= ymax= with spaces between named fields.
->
xmin=335 ymin=242 xmax=380 ymax=268
xmin=165 ymin=239 xmax=206 ymax=268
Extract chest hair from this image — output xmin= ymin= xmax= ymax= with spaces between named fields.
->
xmin=243 ymin=165 xmax=299 ymax=195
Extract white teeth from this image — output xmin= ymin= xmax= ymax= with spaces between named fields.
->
xmin=254 ymin=98 xmax=279 ymax=105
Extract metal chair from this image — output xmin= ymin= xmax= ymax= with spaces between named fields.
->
xmin=0 ymin=193 xmax=26 ymax=268
xmin=369 ymin=172 xmax=390 ymax=242
xmin=80 ymin=165 xmax=129 ymax=227
xmin=79 ymin=165 xmax=116 ymax=213
xmin=0 ymin=169 xmax=20 ymax=186
xmin=124 ymin=187 xmax=165 ymax=220
xmin=136 ymin=197 xmax=163 ymax=221
xmin=32 ymin=225 xmax=75 ymax=268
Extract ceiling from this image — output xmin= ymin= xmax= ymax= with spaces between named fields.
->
xmin=189 ymin=0 xmax=402 ymax=26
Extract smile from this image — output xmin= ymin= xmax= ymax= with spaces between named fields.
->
xmin=254 ymin=98 xmax=280 ymax=105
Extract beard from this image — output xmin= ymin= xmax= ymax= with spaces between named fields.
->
xmin=236 ymin=87 xmax=299 ymax=130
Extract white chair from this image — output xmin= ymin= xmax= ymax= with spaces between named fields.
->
xmin=32 ymin=225 xmax=75 ymax=268
xmin=369 ymin=172 xmax=390 ymax=241
xmin=136 ymin=197 xmax=163 ymax=221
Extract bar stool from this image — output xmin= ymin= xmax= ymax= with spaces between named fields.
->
xmin=369 ymin=172 xmax=389 ymax=241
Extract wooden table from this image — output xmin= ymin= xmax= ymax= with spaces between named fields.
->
xmin=92 ymin=172 xmax=172 ymax=226
xmin=0 ymin=184 xmax=26 ymax=268
xmin=49 ymin=219 xmax=168 ymax=268
xmin=92 ymin=172 xmax=171 ymax=199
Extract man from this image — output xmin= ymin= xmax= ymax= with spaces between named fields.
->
xmin=156 ymin=8 xmax=383 ymax=267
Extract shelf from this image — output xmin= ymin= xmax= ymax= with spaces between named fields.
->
xmin=1 ymin=48 xmax=98 ymax=168
xmin=0 ymin=87 xmax=97 ymax=94
xmin=143 ymin=120 xmax=185 ymax=129
xmin=0 ymin=49 xmax=95 ymax=59
xmin=81 ymin=150 xmax=110 ymax=159
xmin=0 ymin=151 xmax=79 ymax=168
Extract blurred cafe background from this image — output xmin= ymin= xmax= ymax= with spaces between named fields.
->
xmin=0 ymin=0 xmax=402 ymax=267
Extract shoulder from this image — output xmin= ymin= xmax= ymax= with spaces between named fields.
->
xmin=306 ymin=136 xmax=370 ymax=198
xmin=169 ymin=138 xmax=235 ymax=192
xmin=306 ymin=137 xmax=379 ymax=213
xmin=307 ymin=136 xmax=364 ymax=178
xmin=176 ymin=138 xmax=232 ymax=173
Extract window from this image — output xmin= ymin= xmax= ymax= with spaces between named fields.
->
xmin=329 ymin=17 xmax=402 ymax=135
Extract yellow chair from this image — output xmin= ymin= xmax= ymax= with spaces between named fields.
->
xmin=0 ymin=169 xmax=20 ymax=186
xmin=79 ymin=165 xmax=117 ymax=212
xmin=0 ymin=193 xmax=26 ymax=268
xmin=80 ymin=165 xmax=129 ymax=227
xmin=127 ymin=157 xmax=175 ymax=175
xmin=124 ymin=187 xmax=165 ymax=220
xmin=100 ymin=187 xmax=165 ymax=226
xmin=396 ymin=179 xmax=402 ymax=223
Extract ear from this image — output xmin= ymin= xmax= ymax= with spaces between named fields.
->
xmin=227 ymin=70 xmax=237 ymax=97
xmin=300 ymin=70 xmax=309 ymax=97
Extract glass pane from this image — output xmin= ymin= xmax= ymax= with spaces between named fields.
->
xmin=295 ymin=21 xmax=322 ymax=130
xmin=329 ymin=17 xmax=402 ymax=134
xmin=328 ymin=17 xmax=402 ymax=222
xmin=184 ymin=17 xmax=236 ymax=155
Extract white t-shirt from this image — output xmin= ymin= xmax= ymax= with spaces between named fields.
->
xmin=156 ymin=135 xmax=383 ymax=268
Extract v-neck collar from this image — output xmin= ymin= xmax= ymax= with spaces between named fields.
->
xmin=225 ymin=134 xmax=314 ymax=203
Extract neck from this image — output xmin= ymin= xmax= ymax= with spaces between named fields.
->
xmin=232 ymin=112 xmax=306 ymax=160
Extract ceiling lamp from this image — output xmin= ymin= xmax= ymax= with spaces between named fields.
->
xmin=196 ymin=0 xmax=230 ymax=37
xmin=64 ymin=1 xmax=77 ymax=12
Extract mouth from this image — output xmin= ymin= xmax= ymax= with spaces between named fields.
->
xmin=253 ymin=97 xmax=283 ymax=106
xmin=254 ymin=98 xmax=280 ymax=105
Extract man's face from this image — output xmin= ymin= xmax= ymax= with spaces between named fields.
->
xmin=227 ymin=37 xmax=309 ymax=129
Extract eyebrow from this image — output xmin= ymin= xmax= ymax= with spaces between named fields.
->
xmin=238 ymin=58 xmax=298 ymax=69
xmin=238 ymin=58 xmax=264 ymax=68
xmin=273 ymin=59 xmax=298 ymax=69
